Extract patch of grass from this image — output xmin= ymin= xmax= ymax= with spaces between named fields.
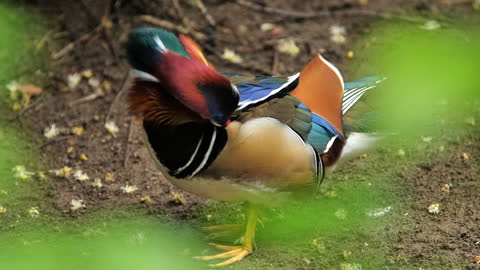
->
xmin=0 ymin=2 xmax=47 ymax=228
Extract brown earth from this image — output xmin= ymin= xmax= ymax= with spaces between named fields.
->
xmin=20 ymin=0 xmax=480 ymax=269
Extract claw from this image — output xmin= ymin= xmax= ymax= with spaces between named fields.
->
xmin=195 ymin=245 xmax=252 ymax=267
xmin=197 ymin=203 xmax=259 ymax=267
xmin=209 ymin=248 xmax=250 ymax=267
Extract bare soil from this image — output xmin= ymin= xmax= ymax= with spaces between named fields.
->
xmin=22 ymin=0 xmax=480 ymax=268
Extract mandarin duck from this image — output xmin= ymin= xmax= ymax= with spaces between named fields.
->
xmin=126 ymin=27 xmax=384 ymax=267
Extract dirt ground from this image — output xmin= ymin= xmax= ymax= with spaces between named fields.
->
xmin=20 ymin=0 xmax=480 ymax=268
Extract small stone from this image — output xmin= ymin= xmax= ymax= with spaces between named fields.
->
xmin=140 ymin=195 xmax=151 ymax=203
xmin=346 ymin=50 xmax=354 ymax=59
xmin=72 ymin=126 xmax=84 ymax=135
xmin=395 ymin=149 xmax=406 ymax=157
xmin=260 ymin=23 xmax=275 ymax=31
xmin=173 ymin=192 xmax=186 ymax=204
xmin=441 ymin=184 xmax=451 ymax=193
xmin=105 ymin=172 xmax=115 ymax=182
xmin=312 ymin=238 xmax=326 ymax=253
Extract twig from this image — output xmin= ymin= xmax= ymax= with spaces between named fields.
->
xmin=172 ymin=0 xmax=194 ymax=31
xmin=39 ymin=136 xmax=71 ymax=149
xmin=70 ymin=89 xmax=104 ymax=106
xmin=236 ymin=0 xmax=329 ymax=18
xmin=106 ymin=69 xmax=130 ymax=121
xmin=19 ymin=94 xmax=45 ymax=116
xmin=271 ymin=50 xmax=279 ymax=75
xmin=236 ymin=0 xmax=424 ymax=23
xmin=35 ymin=30 xmax=53 ymax=51
xmin=138 ymin=15 xmax=207 ymax=40
xmin=195 ymin=0 xmax=216 ymax=27
xmin=52 ymin=24 xmax=103 ymax=60
xmin=123 ymin=116 xmax=135 ymax=168
xmin=79 ymin=0 xmax=119 ymax=61
xmin=202 ymin=44 xmax=272 ymax=75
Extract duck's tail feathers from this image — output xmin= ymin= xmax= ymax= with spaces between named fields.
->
xmin=331 ymin=132 xmax=392 ymax=170
xmin=342 ymin=76 xmax=386 ymax=115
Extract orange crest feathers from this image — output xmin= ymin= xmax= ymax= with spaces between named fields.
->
xmin=289 ymin=55 xmax=344 ymax=136
xmin=179 ymin=35 xmax=214 ymax=68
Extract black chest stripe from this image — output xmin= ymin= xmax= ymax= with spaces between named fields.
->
xmin=143 ymin=121 xmax=227 ymax=179
xmin=188 ymin=126 xmax=217 ymax=178
xmin=174 ymin=134 xmax=204 ymax=175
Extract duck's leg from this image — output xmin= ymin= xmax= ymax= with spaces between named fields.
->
xmin=196 ymin=203 xmax=258 ymax=267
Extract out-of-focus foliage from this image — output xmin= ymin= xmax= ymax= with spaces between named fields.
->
xmin=0 ymin=2 xmax=49 ymax=99
xmin=0 ymin=219 xmax=209 ymax=270
xmin=356 ymin=23 xmax=480 ymax=135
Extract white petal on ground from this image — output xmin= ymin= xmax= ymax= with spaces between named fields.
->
xmin=105 ymin=121 xmax=119 ymax=136
xmin=329 ymin=24 xmax=347 ymax=44
xmin=340 ymin=262 xmax=362 ymax=270
xmin=421 ymin=136 xmax=433 ymax=143
xmin=329 ymin=24 xmax=346 ymax=35
xmin=367 ymin=206 xmax=392 ymax=217
xmin=44 ymin=124 xmax=60 ymax=139
xmin=221 ymin=49 xmax=243 ymax=64
xmin=428 ymin=203 xmax=440 ymax=214
xmin=68 ymin=73 xmax=81 ymax=89
xmin=6 ymin=81 xmax=20 ymax=92
xmin=277 ymin=39 xmax=300 ymax=56
xmin=73 ymin=170 xmax=89 ymax=181
xmin=92 ymin=178 xmax=103 ymax=188
xmin=121 ymin=184 xmax=138 ymax=194
xmin=260 ymin=23 xmax=275 ymax=31
xmin=13 ymin=165 xmax=34 ymax=180
xmin=334 ymin=208 xmax=347 ymax=220
xmin=421 ymin=20 xmax=440 ymax=30
xmin=28 ymin=207 xmax=40 ymax=217
xmin=70 ymin=199 xmax=86 ymax=211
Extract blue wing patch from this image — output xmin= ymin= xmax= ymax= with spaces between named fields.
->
xmin=296 ymin=103 xmax=341 ymax=153
xmin=223 ymin=72 xmax=300 ymax=111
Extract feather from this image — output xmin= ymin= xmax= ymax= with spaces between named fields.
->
xmin=143 ymin=121 xmax=227 ymax=179
xmin=232 ymin=73 xmax=300 ymax=111
xmin=290 ymin=55 xmax=344 ymax=137
xmin=128 ymin=80 xmax=203 ymax=125
xmin=342 ymin=76 xmax=386 ymax=115
xmin=179 ymin=34 xmax=214 ymax=68
xmin=333 ymin=132 xmax=386 ymax=168
xmin=127 ymin=27 xmax=189 ymax=77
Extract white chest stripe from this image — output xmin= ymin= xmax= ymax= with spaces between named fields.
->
xmin=175 ymin=134 xmax=204 ymax=175
xmin=188 ymin=127 xmax=217 ymax=178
